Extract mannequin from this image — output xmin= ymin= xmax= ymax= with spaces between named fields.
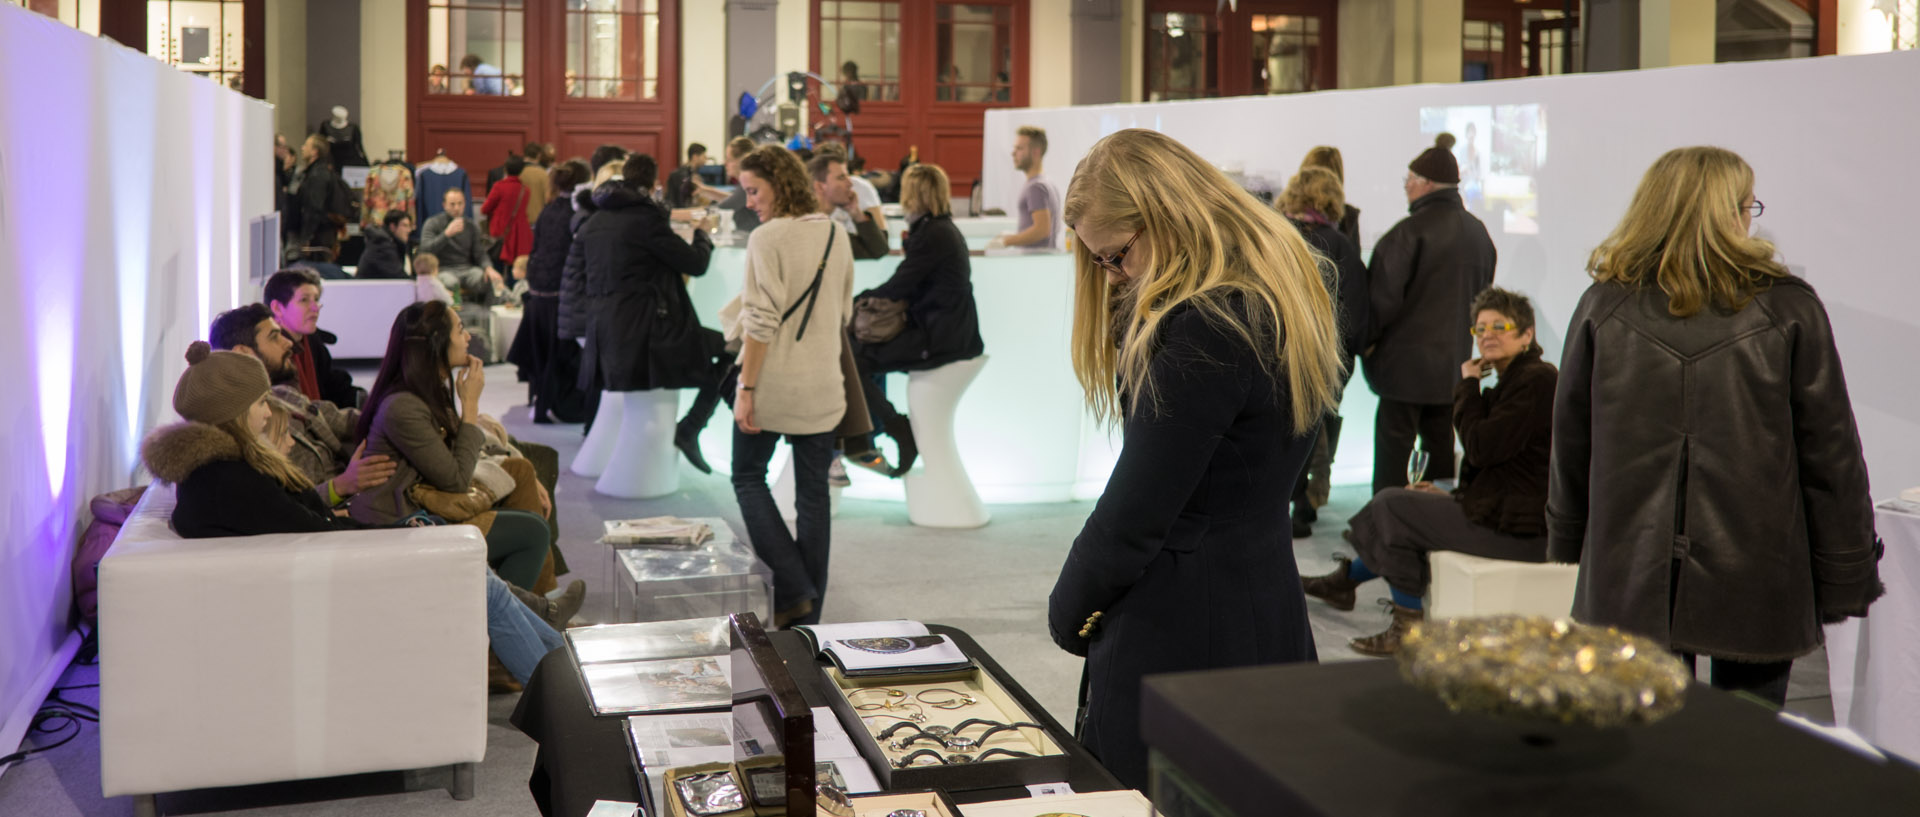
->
xmin=316 ymin=105 xmax=370 ymax=169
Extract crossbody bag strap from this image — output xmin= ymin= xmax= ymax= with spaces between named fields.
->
xmin=779 ymin=222 xmax=836 ymax=342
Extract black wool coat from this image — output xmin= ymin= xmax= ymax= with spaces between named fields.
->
xmin=1452 ymin=347 xmax=1555 ymax=536
xmin=526 ymin=198 xmax=575 ymax=293
xmin=852 ymin=213 xmax=984 ymax=372
xmin=141 ymin=421 xmax=362 ymax=538
xmin=1548 ymin=277 xmax=1880 ymax=662
xmin=1048 ymin=297 xmax=1318 ymax=790
xmin=558 ymin=190 xmax=597 ymax=342
xmin=577 ymin=183 xmax=716 ymax=391
xmin=1362 ymin=188 xmax=1497 ymax=404
xmin=1289 ymin=218 xmax=1368 ymax=381
xmin=302 ymin=328 xmax=359 ymax=408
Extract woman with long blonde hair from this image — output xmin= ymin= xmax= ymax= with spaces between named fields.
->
xmin=1549 ymin=146 xmax=1878 ymax=706
xmin=1046 ymin=129 xmax=1343 ymax=788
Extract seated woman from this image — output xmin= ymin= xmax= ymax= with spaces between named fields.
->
xmin=844 ymin=163 xmax=985 ymax=475
xmin=349 ymin=301 xmax=553 ymax=593
xmin=140 ymin=342 xmax=565 ymax=682
xmin=1302 ymin=286 xmax=1556 ymax=655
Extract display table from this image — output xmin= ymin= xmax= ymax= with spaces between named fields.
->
xmin=1141 ymin=659 xmax=1920 ymax=817
xmin=605 ymin=517 xmax=772 ymax=624
xmin=1825 ymin=500 xmax=1920 ymax=762
xmin=511 ymin=624 xmax=1121 ymax=817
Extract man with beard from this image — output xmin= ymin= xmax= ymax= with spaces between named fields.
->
xmin=208 ymin=303 xmax=396 ymax=504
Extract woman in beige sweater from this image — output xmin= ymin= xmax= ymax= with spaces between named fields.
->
xmin=729 ymin=145 xmax=855 ymax=627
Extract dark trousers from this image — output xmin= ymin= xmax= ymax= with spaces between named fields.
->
xmin=1373 ymin=398 xmax=1456 ymax=495
xmin=731 ymin=428 xmax=836 ymax=626
xmin=1291 ymin=414 xmax=1342 ymax=509
xmin=1679 ymin=652 xmax=1793 ymax=708
xmin=1347 ymin=488 xmax=1547 ymax=598
xmin=847 ymin=344 xmax=909 ymax=452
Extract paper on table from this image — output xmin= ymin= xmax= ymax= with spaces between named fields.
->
xmin=585 ymin=801 xmax=641 ymax=817
xmin=582 ymin=654 xmax=732 ymax=715
xmin=568 ymin=618 xmax=731 ymax=665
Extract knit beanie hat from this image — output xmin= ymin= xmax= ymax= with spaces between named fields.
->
xmin=1408 ymin=133 xmax=1460 ymax=185
xmin=173 ymin=341 xmax=271 ymax=426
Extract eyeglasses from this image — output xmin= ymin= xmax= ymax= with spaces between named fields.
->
xmin=1470 ymin=321 xmax=1519 ymax=337
xmin=1087 ymin=230 xmax=1143 ymax=277
xmin=1745 ymin=199 xmax=1765 ymax=218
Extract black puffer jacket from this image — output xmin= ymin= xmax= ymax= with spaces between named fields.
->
xmin=577 ymin=182 xmax=715 ymax=391
xmin=852 ymin=213 xmax=984 ymax=372
xmin=557 ymin=188 xmax=597 ymax=341
xmin=1548 ymin=277 xmax=1880 ymax=662
xmin=356 ymin=226 xmax=408 ymax=279
xmin=1362 ymin=188 xmax=1497 ymax=404
xmin=141 ymin=421 xmax=360 ymax=538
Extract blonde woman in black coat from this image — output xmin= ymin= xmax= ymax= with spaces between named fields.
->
xmin=1550 ymin=146 xmax=1879 ymax=706
xmin=1047 ymin=129 xmax=1344 ymax=789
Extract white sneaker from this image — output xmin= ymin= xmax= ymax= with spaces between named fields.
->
xmin=828 ymin=458 xmax=851 ymax=488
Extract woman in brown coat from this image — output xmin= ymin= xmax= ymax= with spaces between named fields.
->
xmin=1549 ymin=147 xmax=1880 ymax=706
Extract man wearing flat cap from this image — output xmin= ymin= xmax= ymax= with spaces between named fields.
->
xmin=1361 ymin=133 xmax=1498 ymax=495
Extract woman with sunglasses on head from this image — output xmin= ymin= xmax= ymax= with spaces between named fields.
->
xmin=1302 ymin=286 xmax=1557 ymax=656
xmin=1548 ymin=147 xmax=1878 ymax=706
xmin=1045 ymin=129 xmax=1344 ymax=790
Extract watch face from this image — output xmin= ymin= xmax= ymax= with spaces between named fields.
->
xmin=923 ymin=725 xmax=952 ymax=737
xmin=942 ymin=735 xmax=977 ymax=750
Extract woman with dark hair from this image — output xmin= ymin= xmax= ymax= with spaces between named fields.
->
xmin=1550 ymin=146 xmax=1878 ymax=705
xmin=1303 ymin=286 xmax=1556 ymax=656
xmin=728 ymin=145 xmax=855 ymax=626
xmin=349 ymin=301 xmax=552 ymax=591
xmin=510 ymin=159 xmax=592 ymax=422
xmin=576 ymin=153 xmax=727 ymax=470
xmin=141 ymin=342 xmax=570 ymax=683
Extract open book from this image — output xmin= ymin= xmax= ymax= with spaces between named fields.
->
xmin=793 ymin=620 xmax=973 ymax=677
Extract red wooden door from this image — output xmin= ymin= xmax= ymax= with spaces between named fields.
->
xmin=406 ymin=0 xmax=681 ymax=199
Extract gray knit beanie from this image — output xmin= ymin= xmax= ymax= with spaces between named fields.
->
xmin=173 ymin=341 xmax=270 ymax=425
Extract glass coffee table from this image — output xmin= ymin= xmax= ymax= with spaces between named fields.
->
xmin=607 ymin=517 xmax=773 ymax=624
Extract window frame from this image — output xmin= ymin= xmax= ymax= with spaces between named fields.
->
xmin=1144 ymin=0 xmax=1337 ymax=101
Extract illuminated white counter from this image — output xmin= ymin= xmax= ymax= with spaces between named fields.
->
xmin=681 ymin=238 xmax=1119 ymax=504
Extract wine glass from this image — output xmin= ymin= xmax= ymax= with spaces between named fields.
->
xmin=1407 ymin=450 xmax=1431 ymax=487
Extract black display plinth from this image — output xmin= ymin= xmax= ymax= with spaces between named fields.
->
xmin=1142 ymin=659 xmax=1920 ymax=817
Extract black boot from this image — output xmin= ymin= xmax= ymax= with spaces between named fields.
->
xmin=885 ymin=416 xmax=918 ymax=478
xmin=675 ymin=386 xmax=722 ymax=475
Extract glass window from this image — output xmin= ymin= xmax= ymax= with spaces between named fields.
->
xmin=11 ymin=0 xmax=93 ymax=32
xmin=820 ymin=1 xmax=902 ymax=103
xmin=147 ymin=0 xmax=246 ymax=91
xmin=1146 ymin=12 xmax=1217 ymax=101
xmin=1463 ymin=19 xmax=1503 ymax=81
xmin=934 ymin=3 xmax=1013 ymax=103
xmin=427 ymin=0 xmax=527 ymax=97
xmin=1250 ymin=14 xmax=1322 ymax=94
xmin=564 ymin=0 xmax=661 ymax=100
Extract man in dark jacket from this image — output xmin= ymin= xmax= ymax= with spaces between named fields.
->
xmin=576 ymin=154 xmax=726 ymax=470
xmin=809 ymin=153 xmax=889 ymax=260
xmin=1362 ymin=133 xmax=1496 ymax=495
xmin=664 ymin=143 xmax=708 ymax=208
xmin=356 ymin=210 xmax=413 ymax=279
xmin=265 ymin=269 xmax=361 ymax=408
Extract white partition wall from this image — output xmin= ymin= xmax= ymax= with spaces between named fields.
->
xmin=0 ymin=4 xmax=273 ymax=774
xmin=985 ymin=51 xmax=1920 ymax=499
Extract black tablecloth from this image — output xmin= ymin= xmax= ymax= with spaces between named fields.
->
xmin=1142 ymin=659 xmax=1920 ymax=817
xmin=512 ymin=624 xmax=1121 ymax=817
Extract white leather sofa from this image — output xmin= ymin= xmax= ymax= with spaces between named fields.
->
xmin=99 ymin=482 xmax=489 ymax=815
xmin=315 ymin=278 xmax=419 ymax=359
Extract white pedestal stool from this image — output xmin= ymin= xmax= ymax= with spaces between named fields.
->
xmin=571 ymin=390 xmax=624 ymax=478
xmin=1425 ymin=551 xmax=1580 ymax=621
xmin=595 ymin=390 xmax=682 ymax=499
xmin=903 ymin=355 xmax=990 ymax=528
xmin=774 ymin=448 xmax=843 ymax=523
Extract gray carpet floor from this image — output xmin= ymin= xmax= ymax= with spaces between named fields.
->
xmin=0 ymin=363 xmax=1835 ymax=815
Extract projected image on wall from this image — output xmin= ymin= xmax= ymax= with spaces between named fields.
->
xmin=1420 ymin=104 xmax=1546 ymax=235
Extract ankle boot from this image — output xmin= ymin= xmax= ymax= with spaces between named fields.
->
xmin=508 ymin=582 xmax=555 ymax=622
xmin=1350 ymin=602 xmax=1424 ymax=657
xmin=675 ymin=423 xmax=712 ymax=474
xmin=1301 ymin=555 xmax=1360 ymax=611
xmin=547 ymin=580 xmax=586 ymax=630
xmin=884 ymin=416 xmax=918 ymax=478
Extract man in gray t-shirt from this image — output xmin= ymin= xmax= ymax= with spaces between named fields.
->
xmin=997 ymin=126 xmax=1062 ymax=250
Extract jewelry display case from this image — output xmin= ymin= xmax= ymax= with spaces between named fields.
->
xmin=820 ymin=664 xmax=1070 ymax=792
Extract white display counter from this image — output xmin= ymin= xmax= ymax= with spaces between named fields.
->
xmin=681 ymin=222 xmax=1118 ymax=504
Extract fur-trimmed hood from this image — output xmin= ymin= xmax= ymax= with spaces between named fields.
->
xmin=141 ymin=421 xmax=242 ymax=484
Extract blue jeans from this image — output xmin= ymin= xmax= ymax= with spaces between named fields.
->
xmin=731 ymin=427 xmax=836 ymax=625
xmin=486 ymin=568 xmax=564 ymax=683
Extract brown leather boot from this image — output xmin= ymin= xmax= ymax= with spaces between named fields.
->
xmin=1350 ymin=602 xmax=1424 ymax=657
xmin=1301 ymin=556 xmax=1360 ymax=611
